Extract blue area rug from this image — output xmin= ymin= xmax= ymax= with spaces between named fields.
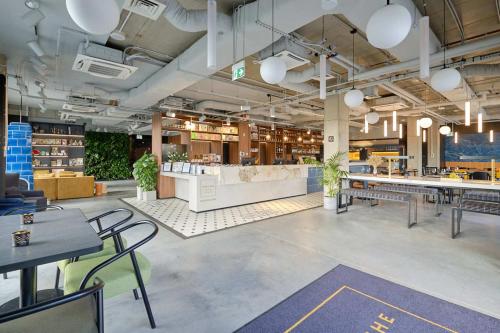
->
xmin=235 ymin=265 xmax=500 ymax=333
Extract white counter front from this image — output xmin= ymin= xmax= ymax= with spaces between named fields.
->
xmin=161 ymin=165 xmax=311 ymax=212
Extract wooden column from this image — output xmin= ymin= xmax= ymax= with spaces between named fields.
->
xmin=238 ymin=123 xmax=251 ymax=160
xmin=152 ymin=112 xmax=175 ymax=198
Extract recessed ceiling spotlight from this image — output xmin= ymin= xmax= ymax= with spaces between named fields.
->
xmin=25 ymin=0 xmax=40 ymax=9
xmin=110 ymin=30 xmax=126 ymax=41
xmin=438 ymin=106 xmax=445 ymax=110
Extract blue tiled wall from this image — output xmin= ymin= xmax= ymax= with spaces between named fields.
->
xmin=445 ymin=132 xmax=499 ymax=162
xmin=7 ymin=122 xmax=33 ymax=189
xmin=307 ymin=166 xmax=323 ymax=193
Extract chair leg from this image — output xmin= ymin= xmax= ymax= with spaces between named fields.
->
xmin=2 ymin=273 xmax=7 ymax=279
xmin=55 ymin=267 xmax=60 ymax=289
xmin=130 ymin=252 xmax=156 ymax=329
xmin=133 ymin=289 xmax=140 ymax=300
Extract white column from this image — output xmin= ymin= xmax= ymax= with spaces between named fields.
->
xmin=407 ymin=117 xmax=422 ymax=175
xmin=324 ymin=94 xmax=349 ymax=169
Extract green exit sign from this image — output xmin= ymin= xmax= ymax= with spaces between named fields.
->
xmin=232 ymin=60 xmax=245 ymax=81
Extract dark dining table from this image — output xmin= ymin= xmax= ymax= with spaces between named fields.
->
xmin=0 ymin=208 xmax=102 ymax=309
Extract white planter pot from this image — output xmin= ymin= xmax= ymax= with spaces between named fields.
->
xmin=323 ymin=196 xmax=337 ymax=210
xmin=136 ymin=187 xmax=143 ymax=200
xmin=142 ymin=190 xmax=157 ymax=202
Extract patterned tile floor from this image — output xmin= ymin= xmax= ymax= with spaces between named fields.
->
xmin=122 ymin=192 xmax=323 ymax=238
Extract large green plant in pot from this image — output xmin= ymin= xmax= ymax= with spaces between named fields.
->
xmin=133 ymin=153 xmax=159 ymax=192
xmin=321 ymin=151 xmax=349 ymax=209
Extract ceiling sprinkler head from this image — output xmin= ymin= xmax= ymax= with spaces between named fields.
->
xmin=25 ymin=0 xmax=40 ymax=9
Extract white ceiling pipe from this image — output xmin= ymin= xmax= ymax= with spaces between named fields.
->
xmin=163 ymin=0 xmax=232 ymax=33
xmin=354 ymin=35 xmax=500 ymax=81
xmin=207 ymin=0 xmax=217 ymax=70
xmin=195 ymin=100 xmax=293 ymax=121
xmin=278 ymin=81 xmax=317 ymax=95
xmin=121 ymin=0 xmax=326 ymax=108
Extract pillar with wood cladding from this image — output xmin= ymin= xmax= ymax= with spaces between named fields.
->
xmin=152 ymin=112 xmax=175 ymax=198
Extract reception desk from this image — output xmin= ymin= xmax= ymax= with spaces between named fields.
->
xmin=160 ymin=165 xmax=311 ymax=212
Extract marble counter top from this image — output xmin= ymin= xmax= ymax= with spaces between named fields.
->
xmin=203 ymin=165 xmax=310 ymax=185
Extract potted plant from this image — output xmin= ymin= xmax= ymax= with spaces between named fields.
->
xmin=320 ymin=151 xmax=349 ymax=210
xmin=133 ymin=153 xmax=159 ymax=201
xmin=367 ymin=155 xmax=383 ymax=176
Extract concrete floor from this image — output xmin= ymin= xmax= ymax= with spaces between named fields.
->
xmin=1 ymin=190 xmax=500 ymax=332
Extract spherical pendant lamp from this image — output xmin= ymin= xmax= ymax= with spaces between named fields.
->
xmin=260 ymin=56 xmax=287 ymax=84
xmin=430 ymin=67 xmax=461 ymax=92
xmin=344 ymin=88 xmax=364 ymax=108
xmin=365 ymin=111 xmax=380 ymax=124
xmin=366 ymin=3 xmax=412 ymax=49
xmin=419 ymin=117 xmax=433 ymax=129
xmin=439 ymin=125 xmax=451 ymax=135
xmin=66 ymin=0 xmax=120 ymax=35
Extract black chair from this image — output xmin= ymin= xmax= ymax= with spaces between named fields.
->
xmin=63 ymin=220 xmax=158 ymax=329
xmin=55 ymin=208 xmax=134 ymax=289
xmin=469 ymin=171 xmax=490 ymax=181
xmin=0 ymin=279 xmax=104 ymax=333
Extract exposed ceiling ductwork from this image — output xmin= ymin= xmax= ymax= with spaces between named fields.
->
xmin=460 ymin=64 xmax=500 ymax=77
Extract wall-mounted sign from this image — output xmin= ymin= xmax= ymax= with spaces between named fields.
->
xmin=328 ymin=136 xmax=335 ymax=142
xmin=136 ymin=134 xmax=143 ymax=139
xmin=232 ymin=60 xmax=245 ymax=81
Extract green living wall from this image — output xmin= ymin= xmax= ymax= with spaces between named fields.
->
xmin=85 ymin=132 xmax=132 ymax=180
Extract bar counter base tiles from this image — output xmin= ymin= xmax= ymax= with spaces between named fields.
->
xmin=122 ymin=192 xmax=323 ymax=238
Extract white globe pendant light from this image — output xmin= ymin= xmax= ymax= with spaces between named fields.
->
xmin=430 ymin=67 xmax=461 ymax=92
xmin=366 ymin=2 xmax=412 ymax=49
xmin=66 ymin=0 xmax=120 ymax=35
xmin=439 ymin=125 xmax=451 ymax=135
xmin=344 ymin=89 xmax=364 ymax=108
xmin=365 ymin=111 xmax=380 ymax=124
xmin=419 ymin=117 xmax=433 ymax=129
xmin=260 ymin=56 xmax=287 ymax=84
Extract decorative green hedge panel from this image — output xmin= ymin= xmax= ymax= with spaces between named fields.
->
xmin=85 ymin=132 xmax=132 ymax=180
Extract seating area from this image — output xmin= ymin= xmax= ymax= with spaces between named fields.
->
xmin=34 ymin=171 xmax=95 ymax=200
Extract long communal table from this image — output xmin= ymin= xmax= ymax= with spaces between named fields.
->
xmin=346 ymin=174 xmax=500 ymax=192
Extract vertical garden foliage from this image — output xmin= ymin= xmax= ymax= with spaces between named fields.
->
xmin=85 ymin=132 xmax=132 ymax=180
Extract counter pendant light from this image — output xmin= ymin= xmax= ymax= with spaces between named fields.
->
xmin=344 ymin=29 xmax=364 ymax=108
xmin=399 ymin=123 xmax=403 ymax=139
xmin=454 ymin=131 xmax=458 ymax=144
xmin=477 ymin=111 xmax=483 ymax=133
xmin=416 ymin=119 xmax=421 ymax=137
xmin=392 ymin=110 xmax=397 ymax=131
xmin=464 ymin=100 xmax=471 ymax=126
xmin=490 ymin=130 xmax=494 ymax=143
xmin=423 ymin=129 xmax=427 ymax=143
xmin=383 ymin=120 xmax=388 ymax=137
xmin=271 ymin=123 xmax=275 ymax=131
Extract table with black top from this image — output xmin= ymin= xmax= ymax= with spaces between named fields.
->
xmin=0 ymin=209 xmax=102 ymax=309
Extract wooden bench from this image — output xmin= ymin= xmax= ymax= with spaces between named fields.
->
xmin=374 ymin=184 xmax=442 ymax=216
xmin=338 ymin=188 xmax=417 ymax=228
xmin=451 ymin=191 xmax=500 ymax=238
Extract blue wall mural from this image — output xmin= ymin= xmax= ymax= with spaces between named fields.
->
xmin=445 ymin=132 xmax=499 ymax=162
xmin=6 ymin=122 xmax=33 ymax=189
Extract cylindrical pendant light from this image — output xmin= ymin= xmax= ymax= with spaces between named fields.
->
xmin=478 ymin=112 xmax=483 ymax=133
xmin=392 ymin=110 xmax=397 ymax=131
xmin=490 ymin=130 xmax=494 ymax=143
xmin=207 ymin=0 xmax=217 ymax=70
xmin=399 ymin=123 xmax=403 ymax=139
xmin=464 ymin=101 xmax=471 ymax=126
xmin=423 ymin=129 xmax=427 ymax=143
xmin=419 ymin=16 xmax=430 ymax=79
xmin=384 ymin=120 xmax=388 ymax=137
xmin=454 ymin=131 xmax=458 ymax=144
xmin=364 ymin=115 xmax=369 ymax=134
xmin=320 ymin=54 xmax=327 ymax=100
xmin=416 ymin=119 xmax=421 ymax=137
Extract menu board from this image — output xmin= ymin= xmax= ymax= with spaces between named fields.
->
xmin=172 ymin=162 xmax=184 ymax=173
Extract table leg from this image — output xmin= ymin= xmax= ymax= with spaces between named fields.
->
xmin=19 ymin=267 xmax=37 ymax=307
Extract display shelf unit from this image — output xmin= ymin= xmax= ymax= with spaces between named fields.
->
xmin=31 ymin=122 xmax=85 ymax=172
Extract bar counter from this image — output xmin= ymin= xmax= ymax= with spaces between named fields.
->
xmin=160 ymin=165 xmax=312 ymax=212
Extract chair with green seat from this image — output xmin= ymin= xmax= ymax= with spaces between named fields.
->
xmin=64 ymin=220 xmax=158 ymax=329
xmin=55 ymin=208 xmax=134 ymax=289
xmin=0 ymin=279 xmax=104 ymax=333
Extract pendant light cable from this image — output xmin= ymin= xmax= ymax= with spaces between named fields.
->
xmin=271 ymin=0 xmax=275 ymax=56
xmin=442 ymin=0 xmax=446 ymax=68
xmin=351 ymin=29 xmax=357 ymax=89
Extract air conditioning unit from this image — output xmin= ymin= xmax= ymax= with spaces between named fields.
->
xmin=369 ymin=96 xmax=409 ymax=112
xmin=123 ymin=0 xmax=166 ymax=20
xmin=72 ymin=43 xmax=138 ymax=80
xmin=275 ymin=50 xmax=310 ymax=70
xmin=258 ymin=37 xmax=310 ymax=70
xmin=62 ymin=95 xmax=98 ymax=113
